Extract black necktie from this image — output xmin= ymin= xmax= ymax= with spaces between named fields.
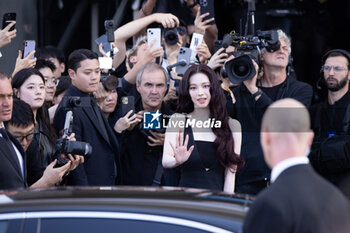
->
xmin=91 ymin=98 xmax=110 ymax=144
xmin=0 ymin=127 xmax=9 ymax=140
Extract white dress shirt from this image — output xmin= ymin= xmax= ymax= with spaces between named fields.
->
xmin=270 ymin=156 xmax=309 ymax=183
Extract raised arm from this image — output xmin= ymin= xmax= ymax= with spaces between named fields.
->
xmin=162 ymin=114 xmax=194 ymax=168
xmin=112 ymin=13 xmax=179 ymax=68
xmin=223 ymin=118 xmax=242 ymax=194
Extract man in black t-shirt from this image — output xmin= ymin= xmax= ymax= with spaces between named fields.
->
xmin=310 ymin=49 xmax=350 ymax=197
xmin=228 ymin=29 xmax=313 ymax=195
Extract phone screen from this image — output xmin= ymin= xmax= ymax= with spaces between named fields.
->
xmin=2 ymin=12 xmax=16 ymax=31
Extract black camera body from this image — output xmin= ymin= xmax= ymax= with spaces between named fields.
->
xmin=224 ymin=30 xmax=280 ymax=84
xmin=54 ymin=97 xmax=92 ymax=167
xmin=55 ymin=138 xmax=92 ymax=166
xmin=104 ymin=20 xmax=115 ymax=43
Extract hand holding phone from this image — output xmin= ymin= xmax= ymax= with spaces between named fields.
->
xmin=95 ymin=34 xmax=111 ymax=54
xmin=176 ymin=47 xmax=192 ymax=75
xmin=199 ymin=0 xmax=215 ymax=25
xmin=121 ymin=96 xmax=135 ymax=117
xmin=147 ymin=28 xmax=161 ymax=49
xmin=2 ymin=13 xmax=16 ymax=31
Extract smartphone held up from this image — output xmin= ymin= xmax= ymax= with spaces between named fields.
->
xmin=2 ymin=12 xmax=16 ymax=31
xmin=22 ymin=40 xmax=36 ymax=59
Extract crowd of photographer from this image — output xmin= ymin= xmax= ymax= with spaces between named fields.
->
xmin=0 ymin=0 xmax=349 ymax=204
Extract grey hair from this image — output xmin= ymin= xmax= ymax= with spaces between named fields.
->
xmin=261 ymin=29 xmax=291 ymax=55
xmin=136 ymin=62 xmax=169 ymax=85
xmin=277 ymin=29 xmax=291 ymax=55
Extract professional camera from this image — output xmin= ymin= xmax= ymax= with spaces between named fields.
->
xmin=223 ymin=30 xmax=280 ymax=84
xmin=54 ymin=97 xmax=92 ymax=167
xmin=219 ymin=0 xmax=281 ymax=84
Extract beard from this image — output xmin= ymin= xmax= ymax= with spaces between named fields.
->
xmin=325 ymin=75 xmax=349 ymax=92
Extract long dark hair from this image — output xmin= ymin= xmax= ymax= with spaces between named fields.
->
xmin=11 ymin=68 xmax=57 ymax=144
xmin=177 ymin=64 xmax=244 ymax=170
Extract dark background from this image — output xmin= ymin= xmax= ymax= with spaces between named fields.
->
xmin=1 ymin=0 xmax=349 ymax=90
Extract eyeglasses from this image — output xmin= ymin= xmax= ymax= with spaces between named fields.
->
xmin=14 ymin=132 xmax=35 ymax=143
xmin=45 ymin=78 xmax=59 ymax=86
xmin=322 ymin=65 xmax=348 ymax=73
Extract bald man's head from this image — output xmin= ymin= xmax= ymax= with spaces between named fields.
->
xmin=262 ymin=98 xmax=310 ymax=134
xmin=261 ymin=99 xmax=314 ymax=168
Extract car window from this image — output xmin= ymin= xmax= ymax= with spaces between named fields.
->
xmin=40 ymin=218 xmax=209 ymax=233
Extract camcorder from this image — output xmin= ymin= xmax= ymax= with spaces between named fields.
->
xmin=54 ymin=97 xmax=92 ymax=167
xmin=223 ymin=30 xmax=280 ymax=84
xmin=104 ymin=20 xmax=115 ymax=43
xmin=99 ymin=19 xmax=119 ymax=92
xmin=220 ymin=0 xmax=281 ymax=84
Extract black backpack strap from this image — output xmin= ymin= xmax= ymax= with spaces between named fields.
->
xmin=342 ymin=104 xmax=350 ymax=133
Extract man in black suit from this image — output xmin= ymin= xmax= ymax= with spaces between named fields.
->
xmin=54 ymin=49 xmax=120 ymax=186
xmin=243 ymin=98 xmax=350 ymax=233
xmin=0 ymin=73 xmax=75 ymax=190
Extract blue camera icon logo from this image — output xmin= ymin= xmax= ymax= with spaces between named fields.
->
xmin=143 ymin=110 xmax=162 ymax=129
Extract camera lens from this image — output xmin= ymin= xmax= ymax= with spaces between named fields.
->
xmin=66 ymin=141 xmax=92 ymax=157
xmin=164 ymin=28 xmax=178 ymax=46
xmin=225 ymin=54 xmax=257 ymax=84
xmin=101 ymin=75 xmax=118 ymax=91
xmin=233 ymin=61 xmax=249 ymax=77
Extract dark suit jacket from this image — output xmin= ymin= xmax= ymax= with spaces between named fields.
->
xmin=0 ymin=129 xmax=27 ymax=190
xmin=53 ymin=86 xmax=120 ymax=186
xmin=243 ymin=164 xmax=350 ymax=233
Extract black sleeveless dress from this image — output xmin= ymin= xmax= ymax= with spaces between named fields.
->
xmin=178 ymin=124 xmax=225 ymax=191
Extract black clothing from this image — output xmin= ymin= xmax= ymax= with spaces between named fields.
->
xmin=228 ymin=76 xmax=313 ymax=195
xmin=178 ymin=125 xmax=225 ymax=191
xmin=111 ymin=58 xmax=128 ymax=78
xmin=243 ymin=164 xmax=350 ymax=233
xmin=311 ymin=90 xmax=350 ymax=137
xmin=260 ymin=81 xmax=284 ymax=100
xmin=26 ymin=123 xmax=55 ymax=186
xmin=310 ymin=90 xmax=350 ymax=196
xmin=0 ymin=128 xmax=27 ymax=190
xmin=120 ymin=100 xmax=175 ymax=186
xmin=54 ymin=85 xmax=120 ymax=186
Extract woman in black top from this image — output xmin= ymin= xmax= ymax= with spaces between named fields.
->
xmin=12 ymin=68 xmax=57 ymax=184
xmin=162 ymin=64 xmax=244 ymax=193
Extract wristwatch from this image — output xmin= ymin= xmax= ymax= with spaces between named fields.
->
xmin=252 ymin=88 xmax=262 ymax=98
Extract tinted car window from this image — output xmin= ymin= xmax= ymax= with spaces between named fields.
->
xmin=40 ymin=218 xmax=210 ymax=233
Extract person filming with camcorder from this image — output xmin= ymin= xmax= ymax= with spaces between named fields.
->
xmin=222 ymin=2 xmax=313 ymax=195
